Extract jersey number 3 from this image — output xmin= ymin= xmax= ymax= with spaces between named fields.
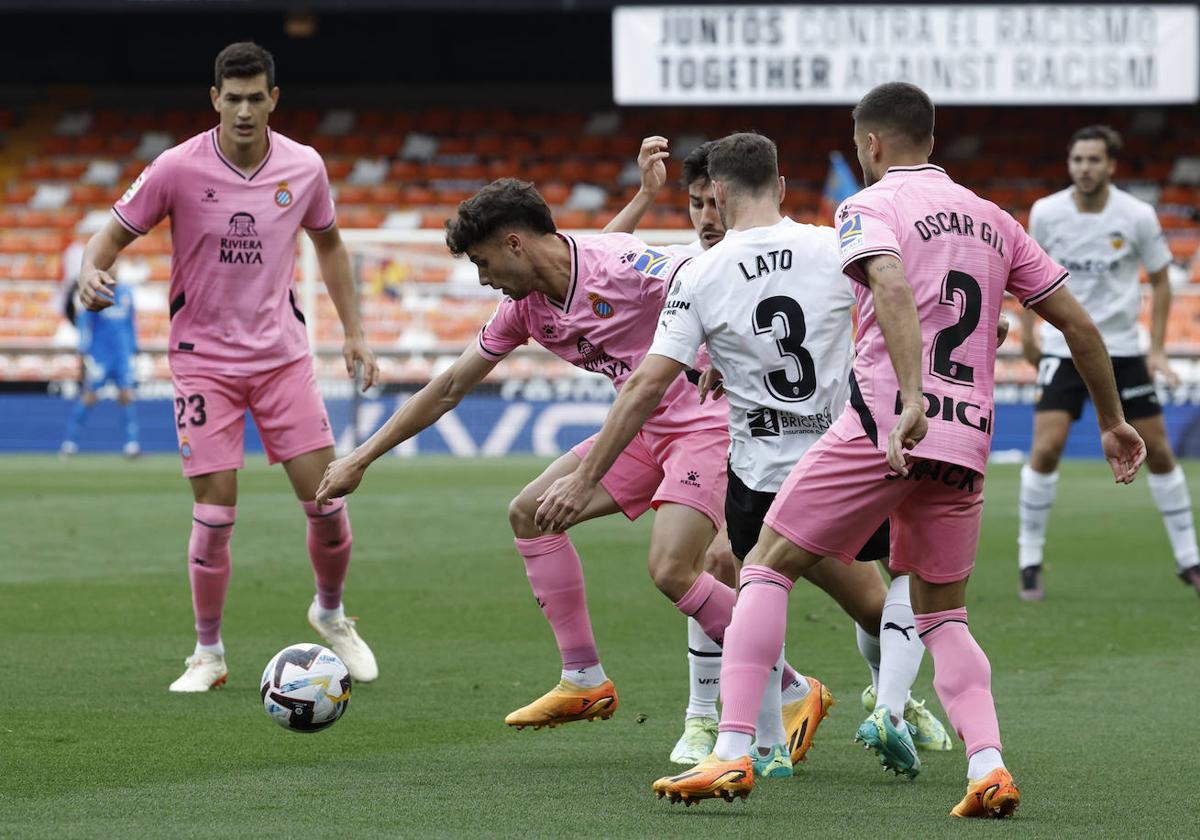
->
xmin=754 ymin=296 xmax=817 ymax=402
xmin=930 ymin=270 xmax=982 ymax=385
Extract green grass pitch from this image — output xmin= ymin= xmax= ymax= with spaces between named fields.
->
xmin=4 ymin=455 xmax=1199 ymax=839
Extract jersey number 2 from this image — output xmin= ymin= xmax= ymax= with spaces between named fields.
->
xmin=753 ymin=296 xmax=816 ymax=402
xmin=930 ymin=270 xmax=982 ymax=385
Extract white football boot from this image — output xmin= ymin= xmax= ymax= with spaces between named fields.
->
xmin=307 ymin=599 xmax=379 ymax=683
xmin=168 ymin=652 xmax=228 ymax=692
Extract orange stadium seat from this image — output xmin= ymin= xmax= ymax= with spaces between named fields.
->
xmin=6 ymin=102 xmax=1200 ymax=381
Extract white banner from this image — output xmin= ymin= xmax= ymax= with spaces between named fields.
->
xmin=613 ymin=4 xmax=1200 ymax=105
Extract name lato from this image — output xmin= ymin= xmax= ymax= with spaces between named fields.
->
xmin=738 ymin=249 xmax=793 ymax=281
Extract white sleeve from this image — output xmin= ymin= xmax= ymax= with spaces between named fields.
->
xmin=648 ymin=267 xmax=705 ymax=368
xmin=1134 ymin=205 xmax=1172 ymax=273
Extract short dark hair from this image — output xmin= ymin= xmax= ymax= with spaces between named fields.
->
xmin=706 ymin=132 xmax=778 ymax=196
xmin=445 ymin=178 xmax=556 ymax=256
xmin=214 ymin=42 xmax=275 ymax=91
xmin=1069 ymin=125 xmax=1122 ymax=160
xmin=681 ymin=141 xmax=714 ymax=189
xmin=852 ymin=82 xmax=935 ymax=146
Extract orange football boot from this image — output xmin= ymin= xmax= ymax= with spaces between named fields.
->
xmin=950 ymin=768 xmax=1021 ymax=818
xmin=652 ymin=753 xmax=755 ymax=805
xmin=504 ymin=679 xmax=618 ymax=730
xmin=782 ymin=676 xmax=834 ymax=763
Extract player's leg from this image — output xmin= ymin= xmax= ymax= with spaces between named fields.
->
xmin=670 ymin=526 xmax=734 ymax=763
xmin=253 ymin=357 xmax=378 ymax=682
xmin=656 ymin=431 xmax=812 ymax=768
xmin=1123 ymin=363 xmax=1200 ymax=592
xmin=504 ymin=446 xmax=626 ymax=729
xmin=170 ymin=468 xmax=238 ymax=692
xmin=719 ymin=469 xmax=831 ymax=768
xmin=870 ymin=568 xmax=953 ymax=752
xmin=1019 ymin=356 xmax=1085 ymax=599
xmin=899 ymin=468 xmax=1017 ymax=817
xmin=655 ymin=415 xmax=906 ymax=803
xmin=61 ymin=362 xmax=100 ymax=456
xmin=169 ymin=370 xmax=245 ymax=693
xmin=115 ymin=354 xmax=139 ymax=458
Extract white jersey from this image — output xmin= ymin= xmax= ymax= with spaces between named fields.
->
xmin=649 ymin=217 xmax=854 ymax=492
xmin=1029 ymin=185 xmax=1172 ymax=358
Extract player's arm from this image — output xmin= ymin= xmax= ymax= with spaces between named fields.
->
xmin=861 ymin=255 xmax=927 ymax=475
xmin=602 ymin=136 xmax=669 ymax=234
xmin=1032 ymin=287 xmax=1145 ymax=483
xmin=315 ymin=345 xmax=498 ymax=506
xmin=535 ymin=353 xmax=685 ymax=532
xmin=306 ymin=224 xmax=379 ymax=390
xmin=1019 ymin=306 xmax=1040 ymax=366
xmin=77 ymin=218 xmax=137 ymax=311
xmin=1146 ymin=265 xmax=1179 ymax=386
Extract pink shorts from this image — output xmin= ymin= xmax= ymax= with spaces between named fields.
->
xmin=170 ymin=355 xmax=334 ymax=478
xmin=763 ymin=410 xmax=985 ymax=584
xmin=571 ymin=424 xmax=728 ymax=529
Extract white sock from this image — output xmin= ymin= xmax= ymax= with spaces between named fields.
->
xmin=314 ymin=599 xmax=345 ymax=623
xmin=855 ymin=623 xmax=881 ymax=691
xmin=967 ymin=747 xmax=1006 ymax=779
xmin=685 ymin=617 xmax=722 ymax=720
xmin=563 ymin=663 xmax=607 ymax=688
xmin=877 ymin=575 xmax=924 ymax=720
xmin=1147 ymin=466 xmax=1200 ymax=573
xmin=1018 ymin=465 xmax=1058 ymax=569
xmin=780 ymin=669 xmax=812 ymax=705
xmin=715 ymin=731 xmax=754 ymax=761
xmin=751 ymin=649 xmax=787 ymax=750
xmin=194 ymin=640 xmax=224 ymax=657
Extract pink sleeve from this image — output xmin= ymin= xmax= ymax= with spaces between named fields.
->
xmin=1005 ymin=219 xmax=1069 ymax=308
xmin=112 ymin=159 xmax=171 ymax=236
xmin=302 ymin=155 xmax=336 ymax=232
xmin=836 ymin=197 xmax=901 ymax=285
xmin=476 ymin=298 xmax=530 ymax=361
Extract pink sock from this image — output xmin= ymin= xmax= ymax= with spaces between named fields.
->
xmin=915 ymin=607 xmax=1002 ymax=755
xmin=516 ymin=534 xmax=599 ymax=670
xmin=718 ymin=565 xmax=793 ymax=736
xmin=674 ymin=571 xmax=737 ymax=646
xmin=188 ymin=503 xmax=235 ymax=646
xmin=302 ymin=500 xmax=352 ymax=610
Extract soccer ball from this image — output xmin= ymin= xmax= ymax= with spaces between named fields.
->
xmin=260 ymin=643 xmax=351 ymax=733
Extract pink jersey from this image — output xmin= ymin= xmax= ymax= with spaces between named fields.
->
xmin=477 ymin=233 xmax=725 ymax=435
xmin=113 ymin=127 xmax=336 ymax=376
xmin=836 ymin=165 xmax=1066 ymax=473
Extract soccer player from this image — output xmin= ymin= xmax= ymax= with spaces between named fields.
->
xmin=60 ymin=280 xmax=140 ymax=458
xmin=603 ymin=137 xmax=951 ymax=764
xmin=1018 ymin=125 xmax=1200 ymax=599
xmin=604 ymin=137 xmax=739 ymax=763
xmin=646 ymin=83 xmax=1145 ymax=816
xmin=314 ymin=178 xmax=830 ymax=768
xmin=76 ymin=42 xmax=380 ymax=692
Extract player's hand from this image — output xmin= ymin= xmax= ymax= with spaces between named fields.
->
xmin=887 ymin=403 xmax=927 ymax=477
xmin=78 ymin=267 xmax=116 ymax=311
xmin=343 ymin=336 xmax=379 ymax=391
xmin=697 ymin=366 xmax=725 ymax=404
xmin=535 ymin=472 xmax=595 ymax=533
xmin=1100 ymin=421 xmax=1146 ymax=484
xmin=636 ymin=136 xmax=669 ymax=197
xmin=315 ymin=454 xmax=367 ymax=508
xmin=1147 ymin=350 xmax=1180 ymax=388
xmin=996 ymin=314 xmax=1010 ymax=348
